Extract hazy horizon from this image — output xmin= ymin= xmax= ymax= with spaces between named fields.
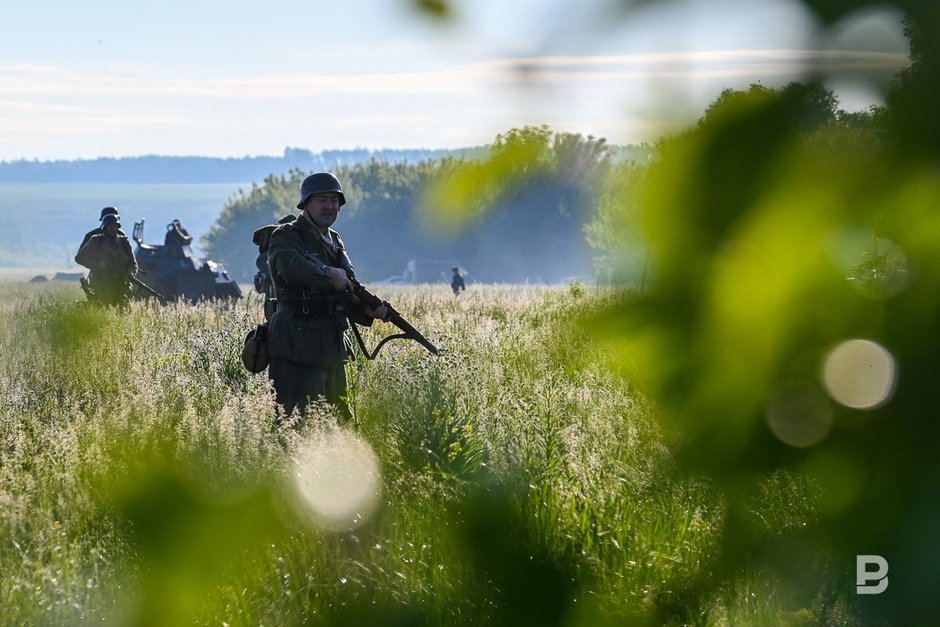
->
xmin=0 ymin=146 xmax=471 ymax=164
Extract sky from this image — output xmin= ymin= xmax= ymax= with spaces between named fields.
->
xmin=0 ymin=0 xmax=910 ymax=161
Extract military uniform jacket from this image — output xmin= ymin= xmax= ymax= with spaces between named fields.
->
xmin=75 ymin=233 xmax=137 ymax=280
xmin=266 ymin=216 xmax=371 ymax=367
xmin=79 ymin=226 xmax=127 ymax=251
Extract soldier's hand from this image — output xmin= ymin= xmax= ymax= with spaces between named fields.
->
xmin=366 ymin=303 xmax=389 ymax=321
xmin=328 ymin=267 xmax=353 ymax=292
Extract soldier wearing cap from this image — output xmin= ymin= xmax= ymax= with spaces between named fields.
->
xmin=266 ymin=172 xmax=388 ymax=420
xmin=75 ymin=213 xmax=138 ymax=306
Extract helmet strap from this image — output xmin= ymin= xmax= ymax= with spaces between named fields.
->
xmin=302 ymin=205 xmax=331 ymax=233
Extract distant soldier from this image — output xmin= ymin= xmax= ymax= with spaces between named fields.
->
xmin=451 ymin=266 xmax=466 ymax=296
xmin=252 ymin=214 xmax=296 ymax=320
xmin=163 ymin=219 xmax=193 ymax=254
xmin=266 ymin=172 xmax=387 ymax=420
xmin=78 ymin=206 xmax=125 ymax=251
xmin=75 ymin=213 xmax=138 ymax=307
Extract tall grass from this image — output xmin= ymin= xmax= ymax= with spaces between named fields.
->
xmin=0 ymin=282 xmax=830 ymax=625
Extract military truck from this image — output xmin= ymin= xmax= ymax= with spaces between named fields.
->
xmin=132 ymin=219 xmax=241 ymax=303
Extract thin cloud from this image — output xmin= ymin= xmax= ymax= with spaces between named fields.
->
xmin=0 ymin=65 xmax=470 ymax=99
xmin=475 ymin=49 xmax=910 ymax=82
xmin=0 ymin=49 xmax=909 ymax=100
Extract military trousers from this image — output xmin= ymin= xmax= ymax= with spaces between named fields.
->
xmin=268 ymin=357 xmax=349 ymax=420
xmin=89 ymin=276 xmax=132 ymax=307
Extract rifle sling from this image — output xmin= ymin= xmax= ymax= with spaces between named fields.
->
xmin=349 ymin=321 xmax=410 ymax=360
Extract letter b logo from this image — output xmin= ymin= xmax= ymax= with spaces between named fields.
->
xmin=856 ymin=555 xmax=888 ymax=595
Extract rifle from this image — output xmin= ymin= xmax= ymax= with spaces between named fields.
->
xmin=79 ymin=276 xmax=95 ymax=301
xmin=129 ymin=274 xmax=168 ymax=304
xmin=345 ymin=277 xmax=439 ymax=359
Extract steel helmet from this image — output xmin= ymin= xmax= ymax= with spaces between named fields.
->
xmin=101 ymin=213 xmax=121 ymax=227
xmin=100 ymin=206 xmax=119 ymax=220
xmin=297 ymin=172 xmax=346 ymax=209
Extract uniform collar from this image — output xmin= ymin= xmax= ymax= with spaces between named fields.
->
xmin=296 ymin=215 xmax=336 ymax=249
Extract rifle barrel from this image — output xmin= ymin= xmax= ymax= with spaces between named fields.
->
xmin=130 ymin=275 xmax=167 ymax=302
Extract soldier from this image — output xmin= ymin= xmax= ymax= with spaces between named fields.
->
xmin=451 ymin=266 xmax=466 ymax=296
xmin=78 ymin=206 xmax=124 ymax=251
xmin=75 ymin=213 xmax=138 ymax=307
xmin=164 ymin=219 xmax=193 ymax=252
xmin=252 ymin=214 xmax=296 ymax=320
xmin=266 ymin=173 xmax=387 ymax=420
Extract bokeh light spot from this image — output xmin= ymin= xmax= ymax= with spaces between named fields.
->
xmin=827 ymin=228 xmax=911 ymax=299
xmin=821 ymin=339 xmax=897 ymax=409
xmin=293 ymin=429 xmax=381 ymax=531
xmin=766 ymin=380 xmax=833 ymax=447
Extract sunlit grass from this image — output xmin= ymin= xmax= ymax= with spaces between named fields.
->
xmin=0 ymin=282 xmax=826 ymax=625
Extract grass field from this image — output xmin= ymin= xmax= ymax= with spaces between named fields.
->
xmin=0 ymin=282 xmax=846 ymax=626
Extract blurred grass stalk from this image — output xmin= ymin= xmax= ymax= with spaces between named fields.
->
xmin=413 ymin=2 xmax=940 ymax=623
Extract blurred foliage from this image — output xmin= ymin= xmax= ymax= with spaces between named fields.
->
xmin=415 ymin=1 xmax=940 ymax=624
xmin=411 ymin=0 xmax=452 ymax=20
xmin=422 ymin=125 xmax=611 ymax=233
xmin=585 ymin=161 xmax=648 ymax=283
xmin=586 ymin=4 xmax=939 ymax=626
xmin=6 ymin=1 xmax=940 ymax=626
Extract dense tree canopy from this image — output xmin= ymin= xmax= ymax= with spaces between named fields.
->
xmin=203 ymin=127 xmax=613 ymax=284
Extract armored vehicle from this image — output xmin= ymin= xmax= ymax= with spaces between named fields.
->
xmin=132 ymin=219 xmax=242 ymax=303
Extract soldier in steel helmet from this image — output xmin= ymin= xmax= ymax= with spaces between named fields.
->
xmin=75 ymin=213 xmax=138 ymax=307
xmin=451 ymin=266 xmax=466 ymax=296
xmin=266 ymin=172 xmax=388 ymax=420
xmin=78 ymin=206 xmax=125 ymax=251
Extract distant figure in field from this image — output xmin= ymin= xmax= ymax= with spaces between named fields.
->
xmin=451 ymin=266 xmax=466 ymax=296
xmin=75 ymin=213 xmax=138 ymax=307
xmin=78 ymin=206 xmax=125 ymax=251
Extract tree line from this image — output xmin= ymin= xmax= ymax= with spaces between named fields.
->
xmin=202 ymin=88 xmax=882 ymax=286
xmin=202 ymin=127 xmax=640 ymax=284
xmin=0 ymin=147 xmax=468 ymax=184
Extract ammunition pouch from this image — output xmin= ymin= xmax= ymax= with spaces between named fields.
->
xmin=241 ymin=323 xmax=270 ymax=373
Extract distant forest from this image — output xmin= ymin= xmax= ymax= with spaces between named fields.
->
xmin=0 ymin=148 xmax=476 ymax=184
xmin=201 ymin=129 xmax=655 ymax=285
xmin=0 ymin=144 xmax=653 ymax=185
